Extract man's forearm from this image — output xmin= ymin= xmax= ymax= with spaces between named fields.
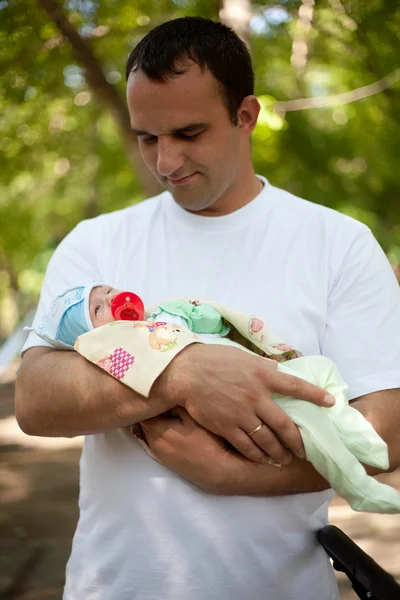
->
xmin=15 ymin=347 xmax=176 ymax=438
xmin=215 ymin=453 xmax=330 ymax=497
xmin=350 ymin=388 xmax=400 ymax=473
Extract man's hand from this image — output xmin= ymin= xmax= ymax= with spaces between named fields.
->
xmin=153 ymin=344 xmax=335 ymax=466
xmin=141 ymin=408 xmax=235 ymax=493
xmin=140 ymin=408 xmax=328 ymax=496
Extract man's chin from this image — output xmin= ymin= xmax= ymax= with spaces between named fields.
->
xmin=152 ymin=173 xmax=213 ymax=212
xmin=169 ymin=187 xmax=214 ymax=212
xmin=165 ymin=182 xmax=211 ymax=212
xmin=172 ymin=194 xmax=208 ymax=212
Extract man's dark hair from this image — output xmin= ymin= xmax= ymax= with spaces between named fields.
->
xmin=125 ymin=17 xmax=254 ymax=125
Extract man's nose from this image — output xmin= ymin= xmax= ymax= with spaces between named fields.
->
xmin=157 ymin=137 xmax=185 ymax=177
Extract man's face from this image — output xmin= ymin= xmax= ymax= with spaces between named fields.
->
xmin=126 ymin=62 xmax=246 ymax=215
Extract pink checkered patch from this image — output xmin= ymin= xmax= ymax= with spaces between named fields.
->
xmin=108 ymin=347 xmax=135 ymax=380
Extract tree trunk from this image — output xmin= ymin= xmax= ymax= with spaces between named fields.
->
xmin=36 ymin=0 xmax=161 ymax=198
xmin=290 ymin=0 xmax=315 ymax=73
xmin=219 ymin=0 xmax=251 ymax=48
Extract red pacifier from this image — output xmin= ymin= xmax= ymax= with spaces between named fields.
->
xmin=111 ymin=291 xmax=145 ymax=321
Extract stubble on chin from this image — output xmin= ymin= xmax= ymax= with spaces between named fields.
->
xmin=153 ymin=172 xmax=217 ymax=213
xmin=171 ymin=188 xmax=216 ymax=213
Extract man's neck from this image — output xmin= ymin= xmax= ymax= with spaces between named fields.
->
xmin=195 ymin=172 xmax=263 ymax=217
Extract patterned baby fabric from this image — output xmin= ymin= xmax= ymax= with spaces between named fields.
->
xmin=75 ymin=298 xmax=303 ymax=398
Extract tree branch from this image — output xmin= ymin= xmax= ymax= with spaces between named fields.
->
xmin=273 ymin=69 xmax=400 ymax=114
xmin=41 ymin=25 xmax=110 ymax=51
xmin=36 ymin=0 xmax=161 ymax=197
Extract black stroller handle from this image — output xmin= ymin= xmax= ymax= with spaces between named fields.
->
xmin=317 ymin=525 xmax=400 ymax=600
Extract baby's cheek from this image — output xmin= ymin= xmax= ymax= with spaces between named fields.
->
xmin=94 ymin=307 xmax=114 ymax=327
xmin=103 ymin=306 xmax=115 ymax=325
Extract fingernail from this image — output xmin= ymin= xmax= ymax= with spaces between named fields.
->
xmin=267 ymin=457 xmax=282 ymax=468
xmin=296 ymin=447 xmax=306 ymax=459
xmin=282 ymin=454 xmax=292 ymax=465
xmin=324 ymin=394 xmax=335 ymax=406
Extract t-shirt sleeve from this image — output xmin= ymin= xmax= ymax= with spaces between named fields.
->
xmin=322 ymin=227 xmax=400 ymax=400
xmin=22 ymin=220 xmax=102 ymax=353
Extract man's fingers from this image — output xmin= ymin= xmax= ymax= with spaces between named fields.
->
xmin=174 ymin=406 xmax=193 ymax=424
xmin=264 ymin=369 xmax=335 ymax=407
xmin=227 ymin=429 xmax=269 ymax=463
xmin=256 ymin=400 xmax=305 ymax=459
xmin=262 ymin=358 xmax=279 ymax=370
xmin=140 ymin=414 xmax=181 ymax=441
xmin=243 ymin=419 xmax=294 ymax=464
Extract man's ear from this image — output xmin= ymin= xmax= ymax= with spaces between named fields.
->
xmin=237 ymin=95 xmax=261 ymax=135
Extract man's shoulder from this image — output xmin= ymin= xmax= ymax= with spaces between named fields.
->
xmin=269 ymin=184 xmax=369 ymax=238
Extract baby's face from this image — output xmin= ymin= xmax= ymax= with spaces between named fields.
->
xmin=89 ymin=285 xmax=123 ymax=327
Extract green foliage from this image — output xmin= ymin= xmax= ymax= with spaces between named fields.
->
xmin=251 ymin=0 xmax=400 ymax=252
xmin=0 ymin=0 xmax=399 ymax=339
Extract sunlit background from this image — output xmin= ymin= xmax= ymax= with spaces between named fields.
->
xmin=1 ymin=0 xmax=399 ymax=343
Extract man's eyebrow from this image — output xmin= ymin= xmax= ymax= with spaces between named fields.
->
xmin=132 ymin=128 xmax=149 ymax=136
xmin=132 ymin=123 xmax=208 ymax=136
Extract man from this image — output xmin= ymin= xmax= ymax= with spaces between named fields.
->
xmin=393 ymin=264 xmax=400 ymax=283
xmin=15 ymin=17 xmax=400 ymax=600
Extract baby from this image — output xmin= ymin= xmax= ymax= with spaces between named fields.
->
xmin=41 ymin=282 xmax=227 ymax=349
xmin=30 ymin=282 xmax=400 ymax=514
xmin=42 ymin=283 xmax=144 ymax=347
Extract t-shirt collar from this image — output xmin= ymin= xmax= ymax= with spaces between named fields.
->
xmin=162 ymin=175 xmax=271 ymax=232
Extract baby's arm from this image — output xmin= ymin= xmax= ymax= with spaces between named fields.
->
xmin=274 ymin=356 xmax=400 ymax=513
xmin=282 ymin=356 xmax=388 ymax=469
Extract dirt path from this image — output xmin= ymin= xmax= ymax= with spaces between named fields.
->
xmin=1 ymin=381 xmax=399 ymax=599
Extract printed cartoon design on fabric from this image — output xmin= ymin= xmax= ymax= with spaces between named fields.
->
xmin=226 ymin=323 xmax=265 ymax=355
xmin=188 ymin=299 xmax=200 ymax=306
xmin=148 ymin=325 xmax=189 ymax=351
xmin=96 ymin=347 xmax=135 ymax=380
xmin=132 ymin=320 xmax=193 ymax=352
xmin=269 ymin=343 xmax=303 ymax=361
xmin=222 ymin=315 xmax=303 ymax=362
xmin=146 ymin=321 xmax=168 ymax=332
xmin=96 ymin=357 xmax=113 ymax=373
xmin=249 ymin=316 xmax=265 ymax=345
xmin=250 ymin=317 xmax=264 ymax=334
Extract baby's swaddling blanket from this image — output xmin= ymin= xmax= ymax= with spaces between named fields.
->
xmin=74 ymin=297 xmax=400 ymax=514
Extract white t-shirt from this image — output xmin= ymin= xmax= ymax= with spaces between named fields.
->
xmin=22 ymin=177 xmax=400 ymax=600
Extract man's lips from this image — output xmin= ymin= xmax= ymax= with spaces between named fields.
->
xmin=167 ymin=172 xmax=197 ymax=185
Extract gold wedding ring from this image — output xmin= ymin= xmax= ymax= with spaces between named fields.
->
xmin=248 ymin=423 xmax=263 ymax=437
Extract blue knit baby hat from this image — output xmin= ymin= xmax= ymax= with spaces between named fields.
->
xmin=56 ymin=287 xmax=91 ymax=346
